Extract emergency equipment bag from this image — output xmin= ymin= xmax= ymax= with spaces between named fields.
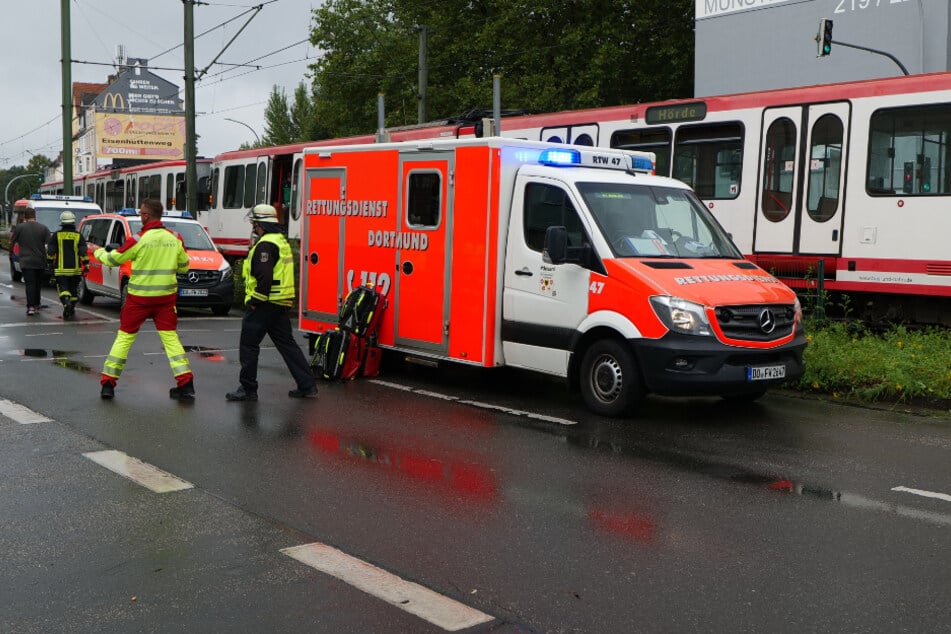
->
xmin=339 ymin=284 xmax=386 ymax=337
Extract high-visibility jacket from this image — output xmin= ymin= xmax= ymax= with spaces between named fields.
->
xmin=243 ymin=232 xmax=295 ymax=307
xmin=95 ymin=222 xmax=189 ymax=297
xmin=47 ymin=228 xmax=88 ymax=276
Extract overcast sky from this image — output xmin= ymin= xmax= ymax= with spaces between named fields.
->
xmin=0 ymin=0 xmax=320 ymax=169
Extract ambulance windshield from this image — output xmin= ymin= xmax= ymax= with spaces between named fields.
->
xmin=577 ymin=183 xmax=741 ymax=259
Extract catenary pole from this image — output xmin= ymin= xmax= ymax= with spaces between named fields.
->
xmin=184 ymin=0 xmax=199 ymax=214
xmin=60 ymin=0 xmax=73 ymax=193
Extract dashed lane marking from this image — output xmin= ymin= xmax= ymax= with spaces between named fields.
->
xmin=370 ymin=379 xmax=577 ymax=425
xmin=281 ymin=542 xmax=495 ymax=631
xmin=892 ymin=486 xmax=951 ymax=504
xmin=0 ymin=398 xmax=53 ymax=424
xmin=82 ymin=449 xmax=194 ymax=493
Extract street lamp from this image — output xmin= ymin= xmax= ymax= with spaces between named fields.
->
xmin=224 ymin=118 xmax=261 ymax=145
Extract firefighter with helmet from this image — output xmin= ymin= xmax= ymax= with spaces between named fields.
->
xmin=225 ymin=203 xmax=317 ymax=401
xmin=46 ymin=210 xmax=88 ymax=320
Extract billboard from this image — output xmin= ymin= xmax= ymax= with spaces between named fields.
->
xmin=96 ymin=113 xmax=186 ymax=160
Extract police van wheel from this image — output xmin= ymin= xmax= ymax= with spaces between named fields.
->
xmin=78 ymin=278 xmax=95 ymax=305
xmin=580 ymin=339 xmax=642 ymax=418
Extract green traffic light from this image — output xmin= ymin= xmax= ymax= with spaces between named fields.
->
xmin=823 ymin=44 xmax=831 ymax=54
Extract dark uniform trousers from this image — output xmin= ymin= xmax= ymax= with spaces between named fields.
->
xmin=238 ymin=302 xmax=314 ymax=393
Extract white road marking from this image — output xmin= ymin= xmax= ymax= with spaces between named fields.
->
xmin=369 ymin=379 xmax=577 ymax=425
xmin=281 ymin=542 xmax=494 ymax=631
xmin=82 ymin=450 xmax=193 ymax=493
xmin=0 ymin=399 xmax=52 ymax=424
xmin=891 ymin=486 xmax=951 ymax=503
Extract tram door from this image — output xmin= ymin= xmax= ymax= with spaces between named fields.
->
xmin=754 ymin=102 xmax=850 ymax=256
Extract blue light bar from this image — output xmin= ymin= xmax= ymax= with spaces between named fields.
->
xmin=538 ymin=148 xmax=581 ymax=166
xmin=632 ymin=155 xmax=655 ymax=172
xmin=118 ymin=208 xmax=138 ymax=216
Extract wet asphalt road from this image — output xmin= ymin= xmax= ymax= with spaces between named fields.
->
xmin=1 ymin=275 xmax=950 ymax=633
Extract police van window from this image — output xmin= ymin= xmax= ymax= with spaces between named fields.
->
xmin=806 ymin=114 xmax=843 ymax=222
xmin=761 ymin=117 xmax=797 ymax=222
xmin=523 ymin=183 xmax=585 ymax=252
xmin=672 ymin=122 xmax=743 ymax=199
xmin=109 ymin=221 xmax=126 ymax=246
xmin=867 ymin=103 xmax=951 ymax=196
xmin=611 ymin=128 xmax=672 ymax=177
xmin=406 ymin=171 xmax=441 ymax=227
xmin=222 ymin=165 xmax=244 ymax=209
xmin=244 ymin=164 xmax=257 ymax=208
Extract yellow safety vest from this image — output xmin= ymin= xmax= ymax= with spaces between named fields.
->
xmin=96 ymin=226 xmax=189 ymax=297
xmin=244 ymin=232 xmax=295 ymax=306
xmin=49 ymin=230 xmax=86 ymax=275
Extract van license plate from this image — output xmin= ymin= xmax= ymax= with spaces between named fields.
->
xmin=748 ymin=365 xmax=785 ymax=381
xmin=180 ymin=288 xmax=208 ymax=297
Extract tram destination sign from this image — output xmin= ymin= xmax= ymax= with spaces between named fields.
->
xmin=645 ymin=102 xmax=708 ymax=125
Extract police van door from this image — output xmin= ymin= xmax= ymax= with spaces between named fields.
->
xmin=754 ymin=103 xmax=849 ymax=255
xmin=393 ymin=152 xmax=451 ymax=355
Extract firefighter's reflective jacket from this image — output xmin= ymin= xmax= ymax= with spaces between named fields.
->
xmin=243 ymin=232 xmax=295 ymax=307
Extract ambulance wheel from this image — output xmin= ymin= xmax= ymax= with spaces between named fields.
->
xmin=78 ymin=278 xmax=95 ymax=305
xmin=580 ymin=339 xmax=642 ymax=417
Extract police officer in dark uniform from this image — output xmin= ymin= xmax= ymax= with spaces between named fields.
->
xmin=226 ymin=204 xmax=317 ymax=401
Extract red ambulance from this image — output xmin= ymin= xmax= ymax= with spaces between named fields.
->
xmin=299 ymin=138 xmax=806 ymax=417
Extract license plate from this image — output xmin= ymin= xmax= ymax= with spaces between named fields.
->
xmin=179 ymin=288 xmax=208 ymax=297
xmin=747 ymin=365 xmax=785 ymax=381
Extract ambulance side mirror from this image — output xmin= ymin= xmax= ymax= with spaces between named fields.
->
xmin=543 ymin=226 xmax=568 ymax=265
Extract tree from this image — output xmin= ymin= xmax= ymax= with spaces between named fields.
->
xmin=261 ymin=86 xmax=294 ymax=147
xmin=306 ymin=0 xmax=695 ymax=139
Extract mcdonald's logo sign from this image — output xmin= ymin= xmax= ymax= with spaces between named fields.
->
xmin=102 ymin=93 xmax=126 ymax=111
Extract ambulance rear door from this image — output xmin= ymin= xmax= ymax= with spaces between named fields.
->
xmin=393 ymin=150 xmax=452 ymax=355
xmin=301 ymin=167 xmax=348 ymax=326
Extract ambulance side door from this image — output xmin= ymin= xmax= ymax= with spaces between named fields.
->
xmin=502 ymin=176 xmax=593 ymax=375
xmin=393 ymin=152 xmax=451 ymax=354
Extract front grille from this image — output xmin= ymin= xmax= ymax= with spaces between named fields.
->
xmin=177 ymin=270 xmax=221 ymax=287
xmin=714 ymin=304 xmax=796 ymax=342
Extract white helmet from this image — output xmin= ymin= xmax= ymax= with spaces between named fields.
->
xmin=60 ymin=211 xmax=76 ymax=224
xmin=250 ymin=204 xmax=278 ymax=222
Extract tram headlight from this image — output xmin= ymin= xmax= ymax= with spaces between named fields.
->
xmin=650 ymin=296 xmax=712 ymax=336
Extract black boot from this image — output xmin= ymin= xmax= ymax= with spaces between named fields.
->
xmin=100 ymin=382 xmax=115 ymax=399
xmin=226 ymin=386 xmax=258 ymax=401
xmin=169 ymin=378 xmax=196 ymax=400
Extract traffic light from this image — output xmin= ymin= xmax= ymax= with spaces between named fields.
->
xmin=921 ymin=157 xmax=932 ymax=193
xmin=902 ymin=161 xmax=914 ymax=193
xmin=818 ymin=19 xmax=833 ymax=57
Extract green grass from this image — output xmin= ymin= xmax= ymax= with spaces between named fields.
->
xmin=796 ymin=321 xmax=951 ymax=408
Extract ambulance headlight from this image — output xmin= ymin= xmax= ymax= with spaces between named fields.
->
xmin=220 ymin=262 xmax=233 ymax=281
xmin=650 ymin=296 xmax=712 ymax=336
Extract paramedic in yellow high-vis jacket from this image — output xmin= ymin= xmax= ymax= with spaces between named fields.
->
xmin=97 ymin=199 xmax=195 ymax=401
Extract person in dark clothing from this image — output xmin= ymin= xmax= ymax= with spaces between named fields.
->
xmin=10 ymin=207 xmax=51 ymax=315
xmin=225 ymin=204 xmax=317 ymax=402
xmin=47 ymin=210 xmax=89 ymax=320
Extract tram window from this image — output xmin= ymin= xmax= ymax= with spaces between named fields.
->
xmin=256 ymin=163 xmax=267 ymax=204
xmin=868 ymin=103 xmax=951 ymax=196
xmin=291 ymin=159 xmax=302 ymax=221
xmin=138 ymin=175 xmax=161 ymax=204
xmin=761 ymin=118 xmax=796 ymax=222
xmin=672 ymin=123 xmax=743 ymax=200
xmin=807 ymin=114 xmax=843 ymax=222
xmin=222 ymin=165 xmax=244 ymax=209
xmin=612 ymin=128 xmax=672 ymax=177
xmin=165 ymin=174 xmax=174 ymax=211
xmin=175 ymin=173 xmax=185 ymax=210
xmin=244 ymin=164 xmax=257 ymax=208
xmin=210 ymin=168 xmax=219 ymax=208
